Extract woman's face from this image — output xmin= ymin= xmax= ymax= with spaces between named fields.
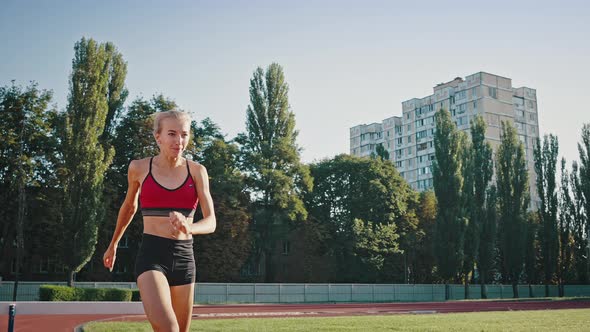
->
xmin=155 ymin=117 xmax=191 ymax=157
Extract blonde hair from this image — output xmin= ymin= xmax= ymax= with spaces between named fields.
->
xmin=152 ymin=109 xmax=192 ymax=134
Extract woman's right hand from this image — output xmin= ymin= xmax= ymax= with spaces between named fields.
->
xmin=103 ymin=245 xmax=117 ymax=272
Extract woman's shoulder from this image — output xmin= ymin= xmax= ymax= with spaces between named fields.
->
xmin=128 ymin=158 xmax=152 ymax=178
xmin=187 ymin=159 xmax=207 ymax=176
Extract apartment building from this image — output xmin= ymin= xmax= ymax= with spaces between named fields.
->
xmin=350 ymin=72 xmax=540 ymax=205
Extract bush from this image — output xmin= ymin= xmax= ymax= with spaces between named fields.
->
xmin=80 ymin=288 xmax=105 ymax=301
xmin=39 ymin=285 xmax=133 ymax=301
xmin=39 ymin=285 xmax=81 ymax=301
xmin=103 ymin=288 xmax=132 ymax=301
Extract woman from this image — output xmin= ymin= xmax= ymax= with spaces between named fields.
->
xmin=103 ymin=110 xmax=216 ymax=332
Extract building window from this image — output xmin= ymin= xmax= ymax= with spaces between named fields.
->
xmin=407 ymin=135 xmax=412 ymax=143
xmin=472 ymin=87 xmax=478 ymax=98
xmin=396 ymin=161 xmax=402 ymax=168
xmin=282 ymin=241 xmax=290 ymax=255
xmin=457 ymin=104 xmax=467 ymax=114
xmin=407 ymin=147 xmax=413 ymax=155
xmin=489 ymin=87 xmax=497 ymax=99
xmin=527 ymin=100 xmax=534 ymax=109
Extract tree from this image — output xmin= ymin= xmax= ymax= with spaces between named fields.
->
xmin=570 ymin=161 xmax=588 ymax=283
xmin=557 ymin=158 xmax=574 ymax=295
xmin=100 ymin=43 xmax=128 ymax=144
xmin=496 ymin=121 xmax=530 ymax=298
xmin=578 ymin=124 xmax=590 ymax=283
xmin=57 ymin=38 xmax=119 ymax=286
xmin=533 ymin=134 xmax=559 ymax=296
xmin=412 ymin=191 xmax=437 ymax=284
xmin=432 ymin=109 xmax=467 ymax=287
xmin=463 ymin=116 xmax=493 ymax=298
xmin=524 ymin=211 xmax=541 ymax=297
xmin=0 ymin=81 xmax=56 ymax=298
xmin=236 ymin=63 xmax=312 ymax=282
xmin=468 ymin=116 xmax=494 ymax=298
xmin=372 ymin=143 xmax=390 ymax=161
xmin=352 ymin=218 xmax=399 ymax=273
xmin=305 ymin=154 xmax=413 ymax=282
xmin=480 ymin=186 xmax=498 ymax=298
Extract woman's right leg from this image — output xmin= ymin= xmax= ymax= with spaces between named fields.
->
xmin=137 ymin=270 xmax=179 ymax=332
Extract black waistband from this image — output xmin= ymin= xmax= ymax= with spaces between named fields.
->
xmin=141 ymin=208 xmax=195 ymax=218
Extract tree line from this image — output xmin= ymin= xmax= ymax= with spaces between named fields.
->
xmin=1 ymin=38 xmax=589 ymax=299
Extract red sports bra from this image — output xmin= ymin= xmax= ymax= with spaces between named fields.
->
xmin=139 ymin=157 xmax=199 ymax=218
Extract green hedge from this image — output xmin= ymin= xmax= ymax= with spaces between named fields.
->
xmin=39 ymin=285 xmax=135 ymax=302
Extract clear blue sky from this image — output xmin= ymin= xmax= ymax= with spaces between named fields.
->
xmin=1 ymin=0 xmax=589 ymax=165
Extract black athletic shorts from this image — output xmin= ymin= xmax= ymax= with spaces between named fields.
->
xmin=135 ymin=233 xmax=196 ymax=286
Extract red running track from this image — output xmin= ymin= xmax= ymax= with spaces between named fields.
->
xmin=2 ymin=300 xmax=590 ymax=332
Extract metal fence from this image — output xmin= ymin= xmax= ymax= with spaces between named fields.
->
xmin=1 ymin=281 xmax=589 ymax=303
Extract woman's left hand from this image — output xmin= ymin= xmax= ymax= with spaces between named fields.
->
xmin=169 ymin=211 xmax=191 ymax=236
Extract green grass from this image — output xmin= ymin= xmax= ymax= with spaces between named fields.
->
xmin=83 ymin=308 xmax=590 ymax=331
xmin=457 ymin=296 xmax=590 ymax=302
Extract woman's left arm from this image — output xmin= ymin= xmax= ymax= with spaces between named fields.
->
xmin=189 ymin=162 xmax=216 ymax=235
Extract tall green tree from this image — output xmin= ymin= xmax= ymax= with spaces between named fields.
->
xmin=432 ymin=109 xmax=467 ymax=286
xmin=411 ymin=191 xmax=437 ymax=284
xmin=557 ymin=158 xmax=574 ymax=295
xmin=57 ymin=38 xmax=118 ymax=286
xmin=524 ymin=211 xmax=541 ymax=297
xmin=480 ymin=185 xmax=498 ymax=298
xmin=372 ymin=143 xmax=390 ymax=161
xmin=468 ymin=116 xmax=494 ymax=298
xmin=463 ymin=116 xmax=494 ymax=298
xmin=533 ymin=134 xmax=559 ymax=296
xmin=570 ymin=161 xmax=588 ymax=283
xmin=236 ymin=63 xmax=312 ymax=282
xmin=100 ymin=43 xmax=128 ymax=143
xmin=577 ymin=124 xmax=590 ymax=283
xmin=0 ymin=82 xmax=56 ymax=297
xmin=496 ymin=121 xmax=530 ymax=298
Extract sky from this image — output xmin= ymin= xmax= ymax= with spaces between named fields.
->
xmin=1 ymin=0 xmax=589 ymax=165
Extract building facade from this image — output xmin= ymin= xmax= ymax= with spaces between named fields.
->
xmin=350 ymin=72 xmax=540 ymax=205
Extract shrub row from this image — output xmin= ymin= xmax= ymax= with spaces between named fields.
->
xmin=39 ymin=285 xmax=140 ymax=301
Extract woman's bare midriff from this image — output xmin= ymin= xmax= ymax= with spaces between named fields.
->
xmin=143 ymin=216 xmax=193 ymax=240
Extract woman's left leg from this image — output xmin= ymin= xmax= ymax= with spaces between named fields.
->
xmin=170 ymin=283 xmax=195 ymax=332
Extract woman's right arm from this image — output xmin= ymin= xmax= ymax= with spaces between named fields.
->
xmin=103 ymin=160 xmax=142 ymax=271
